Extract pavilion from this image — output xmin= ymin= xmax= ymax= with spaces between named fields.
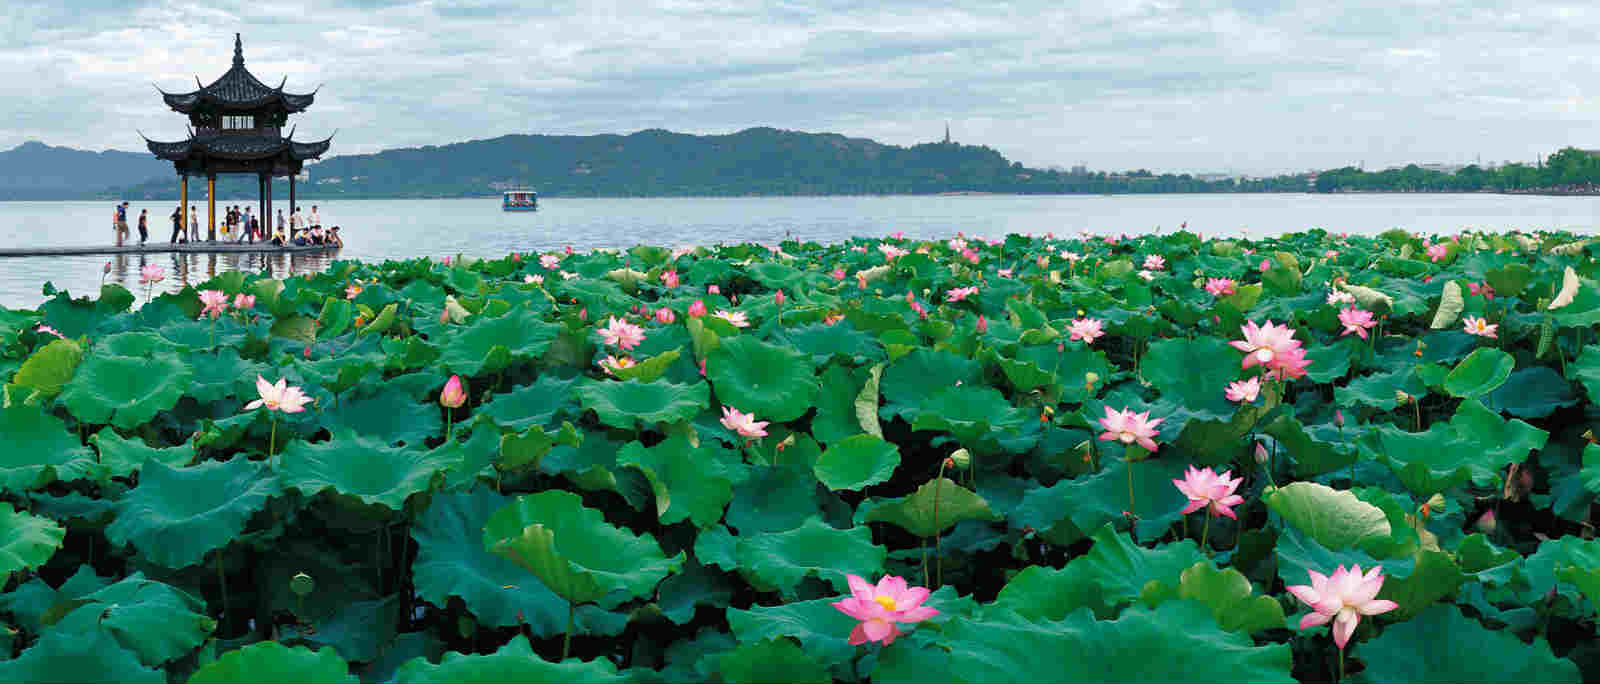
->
xmin=144 ymin=34 xmax=332 ymax=241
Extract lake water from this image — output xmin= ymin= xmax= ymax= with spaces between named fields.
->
xmin=1 ymin=193 xmax=1596 ymax=310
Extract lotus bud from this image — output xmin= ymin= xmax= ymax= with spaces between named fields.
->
xmin=775 ymin=289 xmax=785 ymax=308
xmin=708 ymin=284 xmax=720 ymax=295
xmin=1254 ymin=441 xmax=1270 ymax=465
xmin=976 ymin=314 xmax=988 ymax=333
xmin=1475 ymin=509 xmax=1496 ymax=534
xmin=944 ymin=457 xmax=956 ymax=470
xmin=655 ymin=307 xmax=676 ymax=324
xmin=565 ymin=245 xmax=574 ymax=255
xmin=103 ymin=261 xmax=112 ymax=274
xmin=688 ymin=300 xmax=707 ymax=318
xmin=303 ymin=345 xmax=312 ymax=359
xmin=290 ymin=572 xmax=315 ymax=597
xmin=440 ymin=308 xmax=450 ymax=324
xmin=579 ymin=307 xmax=588 ymax=321
xmin=1423 ymin=493 xmax=1446 ymax=520
xmin=949 ymin=448 xmax=971 ymax=469
xmin=442 ymin=256 xmax=451 ymax=266
xmin=440 ymin=375 xmax=466 ymax=408
xmin=1334 ymin=409 xmax=1345 ymax=428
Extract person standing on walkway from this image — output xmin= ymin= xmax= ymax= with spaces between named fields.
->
xmin=169 ymin=205 xmax=183 ymax=244
xmin=189 ymin=205 xmax=200 ymax=243
xmin=112 ymin=203 xmax=123 ymax=246
xmin=116 ymin=202 xmax=130 ymax=246
xmin=137 ymin=209 xmax=149 ymax=245
xmin=309 ymin=205 xmax=322 ymax=232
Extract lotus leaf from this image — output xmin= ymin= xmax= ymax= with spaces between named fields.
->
xmin=1486 ymin=366 xmax=1578 ymax=418
xmin=909 ymin=384 xmax=1030 ymax=445
xmin=1442 ymin=347 xmax=1515 ymax=398
xmin=1264 ymin=482 xmax=1392 ymax=552
xmin=0 ymin=608 xmax=163 ymax=683
xmin=1010 ymin=458 xmax=1191 ymax=544
xmin=439 ymin=306 xmax=560 ymax=376
xmin=855 ymin=362 xmax=883 ymax=438
xmin=863 ymin=477 xmax=999 ymax=538
xmin=994 ymin=524 xmax=1203 ymax=620
xmin=812 ymin=434 xmax=900 ymax=491
xmin=1169 ymin=562 xmax=1287 ymax=633
xmin=104 ymin=457 xmax=280 ymax=569
xmin=278 ymin=430 xmax=452 ymax=511
xmin=656 ymin=558 xmax=736 ymax=624
xmin=324 ymin=388 xmax=441 ymax=447
xmin=391 ymin=635 xmax=624 ymax=683
xmin=574 ymin=378 xmax=709 ymax=429
xmin=483 ymin=489 xmax=683 ymax=603
xmin=1139 ymin=337 xmax=1241 ymax=417
xmin=717 ymin=638 xmax=829 ymax=684
xmin=0 ymin=404 xmax=94 ymax=490
xmin=1358 ymin=604 xmax=1577 ymax=683
xmin=60 ymin=353 xmax=191 ymax=429
xmin=941 ymin=601 xmax=1294 ymax=683
xmin=811 ymin=363 xmax=864 ymax=445
xmin=480 ymin=374 xmax=583 ymax=431
xmin=410 ymin=489 xmax=623 ymax=633
xmin=53 ymin=574 xmax=215 ymax=667
xmin=726 ymin=465 xmax=822 ymax=534
xmin=616 ymin=434 xmax=735 ymax=528
xmin=88 ymin=429 xmax=193 ymax=481
xmin=189 ymin=642 xmax=356 ymax=683
xmin=773 ymin=322 xmax=885 ymax=366
xmin=881 ymin=348 xmax=980 ymax=418
xmin=734 ymin=516 xmax=885 ymax=598
xmin=726 ymin=596 xmax=866 ymax=669
xmin=0 ymin=503 xmax=64 ymax=581
xmin=706 ymin=335 xmax=817 ymax=421
xmin=11 ymin=338 xmax=81 ymax=398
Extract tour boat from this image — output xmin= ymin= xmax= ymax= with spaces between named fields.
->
xmin=502 ymin=189 xmax=538 ymax=212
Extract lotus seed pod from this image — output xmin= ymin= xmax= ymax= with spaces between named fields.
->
xmin=1085 ymin=372 xmax=1100 ymax=386
xmin=1395 ymin=390 xmax=1411 ymax=404
xmin=290 ymin=572 xmax=315 ymax=597
xmin=949 ymin=448 xmax=971 ymax=469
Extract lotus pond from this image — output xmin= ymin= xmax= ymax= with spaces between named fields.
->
xmin=0 ymin=228 xmax=1597 ymax=682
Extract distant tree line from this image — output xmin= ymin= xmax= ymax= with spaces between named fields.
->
xmin=1313 ymin=147 xmax=1600 ymax=194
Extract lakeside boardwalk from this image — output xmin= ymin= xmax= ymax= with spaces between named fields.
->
xmin=0 ymin=243 xmax=340 ymax=258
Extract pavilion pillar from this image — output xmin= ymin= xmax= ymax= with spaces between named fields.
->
xmin=265 ymin=174 xmax=274 ymax=236
xmin=206 ymin=175 xmax=216 ymax=241
xmin=289 ymin=174 xmax=296 ymax=219
xmin=179 ymin=174 xmax=188 ymax=237
xmin=258 ymin=174 xmax=267 ymax=237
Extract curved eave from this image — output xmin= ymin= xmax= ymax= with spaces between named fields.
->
xmin=145 ymin=138 xmax=193 ymax=161
xmin=196 ymin=136 xmax=290 ymax=161
xmin=163 ymin=89 xmax=318 ymax=113
xmin=288 ymin=136 xmax=332 ymax=160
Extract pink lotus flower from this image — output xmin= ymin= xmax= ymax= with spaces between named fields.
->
xmin=139 ymin=264 xmax=165 ymax=285
xmin=774 ymin=289 xmax=786 ymax=308
xmin=720 ymin=406 xmax=769 ymax=438
xmin=688 ymin=300 xmax=707 ymax=318
xmin=578 ymin=307 xmax=588 ymax=321
xmin=1036 ymin=255 xmax=1050 ymax=269
xmin=1068 ymin=317 xmax=1105 ymax=345
xmin=1325 ymin=250 xmax=1339 ymax=259
xmin=35 ymin=324 xmax=63 ymax=339
xmin=660 ymin=270 xmax=680 ymax=289
xmin=598 ymin=355 xmax=635 ymax=375
xmin=439 ymin=375 xmax=466 ymax=408
xmin=1258 ymin=259 xmax=1271 ymax=272
xmin=540 ymin=254 xmax=560 ymax=269
xmin=1225 ymin=376 xmax=1261 ymax=403
xmin=879 ymin=244 xmax=909 ymax=261
xmin=962 ymin=248 xmax=980 ymax=263
xmin=1097 ymin=406 xmax=1164 ymax=452
xmin=707 ymin=284 xmax=721 ymax=295
xmin=1287 ymin=565 xmax=1399 ymax=649
xmin=1338 ymin=307 xmax=1377 ymax=339
xmin=598 ymin=316 xmax=646 ymax=350
xmin=525 ymin=274 xmax=544 ymax=285
xmin=1468 ymin=282 xmax=1495 ymax=300
xmin=233 ymin=293 xmax=255 ymax=310
xmin=945 ymin=286 xmax=978 ymax=302
xmin=831 ymin=574 xmax=939 ymax=646
xmin=245 ymin=375 xmax=313 ymax=413
xmin=1172 ymin=466 xmax=1245 ymax=519
xmin=713 ymin=310 xmax=749 ymax=328
xmin=832 ymin=268 xmax=847 ymax=281
xmin=857 ymin=273 xmax=869 ymax=289
xmin=564 ymin=245 xmax=574 ymax=255
xmin=890 ymin=231 xmax=905 ymax=240
xmin=1204 ymin=278 xmax=1237 ymax=296
xmin=1326 ymin=290 xmax=1355 ymax=306
xmin=997 ymin=268 xmax=1014 ymax=278
xmin=442 ymin=256 xmax=452 ymax=266
xmin=1463 ymin=316 xmax=1498 ymax=338
xmin=1143 ymin=255 xmax=1166 ymax=270
xmin=345 ymin=284 xmax=362 ymax=300
xmin=909 ymin=301 xmax=928 ymax=318
xmin=976 ymin=314 xmax=988 ymax=333
xmin=655 ymin=307 xmax=676 ymax=324
xmin=1270 ymin=346 xmax=1312 ymax=381
xmin=197 ymin=290 xmax=230 ymax=320
xmin=1426 ymin=243 xmax=1448 ymax=262
xmin=1061 ymin=251 xmax=1083 ymax=264
xmin=1230 ymin=320 xmax=1303 ymax=370
xmin=824 ymin=313 xmax=845 ymax=326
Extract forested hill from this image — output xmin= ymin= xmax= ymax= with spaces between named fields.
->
xmin=0 ymin=142 xmax=171 ymax=199
xmin=110 ymin=127 xmax=1266 ymax=200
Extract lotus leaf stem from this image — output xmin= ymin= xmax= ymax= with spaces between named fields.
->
xmin=268 ymin=414 xmax=278 ymax=470
xmin=933 ymin=460 xmax=947 ymax=588
xmin=1200 ymin=513 xmax=1211 ymax=557
xmin=1337 ymin=647 xmax=1345 ymax=683
xmin=562 ymin=600 xmax=575 ymax=661
xmin=217 ymin=550 xmax=230 ymax=635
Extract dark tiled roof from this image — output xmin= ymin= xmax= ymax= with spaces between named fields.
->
xmin=145 ymin=132 xmax=333 ymax=162
xmin=159 ymin=34 xmax=316 ymax=113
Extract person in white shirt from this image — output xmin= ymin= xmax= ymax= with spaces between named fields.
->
xmin=289 ymin=208 xmax=301 ymax=241
xmin=309 ymin=206 xmax=322 ymax=231
xmin=189 ymin=205 xmax=200 ymax=243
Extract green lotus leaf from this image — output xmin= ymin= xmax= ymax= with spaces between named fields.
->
xmin=185 ymin=347 xmax=270 ymax=404
xmin=574 ymin=378 xmax=710 ymax=429
xmin=88 ymin=429 xmax=193 ymax=481
xmin=439 ymin=306 xmax=560 ymax=376
xmin=1429 ymin=280 xmax=1466 ymax=329
xmin=0 ymin=502 xmax=64 ymax=581
xmin=1446 ymin=398 xmax=1548 ymax=482
xmin=392 ymin=636 xmax=624 ymax=683
xmin=317 ymin=297 xmax=355 ymax=339
xmin=941 ymin=601 xmax=1294 ymax=683
xmin=812 ymin=434 xmax=900 ymax=491
xmin=1010 ymin=458 xmax=1191 ymax=545
xmin=993 ymin=524 xmax=1203 ymax=621
xmin=484 ymin=489 xmax=683 ymax=604
xmin=359 ymin=302 xmax=397 ymax=336
xmin=270 ymin=315 xmax=319 ymax=345
xmin=735 ymin=516 xmax=886 ymax=598
xmin=812 ymin=363 xmax=864 ymax=446
xmin=726 ymin=465 xmax=822 ymax=534
xmin=410 ymin=489 xmax=623 ymax=633
xmin=1358 ymin=604 xmax=1578 ymax=683
xmin=609 ymin=346 xmax=683 ymax=383
xmin=0 ymin=405 xmax=94 ymax=490
xmin=726 ymin=596 xmax=868 ymax=669
xmin=97 ymin=331 xmax=169 ymax=357
xmin=324 ymin=388 xmax=441 ymax=447
xmin=60 ymin=353 xmax=191 ymax=429
xmin=1442 ymin=347 xmax=1514 ymax=398
xmin=1265 ymin=482 xmax=1391 ymax=552
xmin=1484 ymin=262 xmax=1533 ymax=297
xmin=500 ymin=421 xmax=582 ymax=473
xmin=881 ymin=348 xmax=980 ymax=419
xmin=1262 ymin=414 xmax=1356 ymax=478
xmin=772 ymin=322 xmax=885 ymax=366
xmin=11 ymin=338 xmax=82 ymax=398
xmin=909 ymin=383 xmax=1030 ymax=445
xmin=863 ymin=477 xmax=999 ymax=538
xmin=58 ymin=574 xmax=215 ymax=667
xmin=1171 ymin=562 xmax=1287 ymax=633
xmin=189 ymin=642 xmax=356 ymax=683
xmin=1140 ymin=337 xmax=1241 ymax=417
xmin=616 ymin=434 xmax=735 ymax=528
xmin=104 ymin=457 xmax=280 ymax=569
xmin=480 ymin=374 xmax=584 ymax=431
xmin=706 ymin=335 xmax=817 ymax=421
xmin=656 ymin=558 xmax=736 ymax=625
xmin=0 ymin=607 xmax=163 ymax=683
xmin=278 ymin=430 xmax=452 ymax=511
xmin=1486 ymin=366 xmax=1578 ymax=419
xmin=717 ymin=638 xmax=829 ymax=684
xmin=1375 ymin=549 xmax=1466 ymax=621
xmin=1335 ymin=367 xmax=1426 ymax=411
xmin=855 ymin=363 xmax=884 ymax=438
xmin=1550 ymin=274 xmax=1600 ymax=327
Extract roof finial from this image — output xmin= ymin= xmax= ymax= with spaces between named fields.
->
xmin=233 ymin=33 xmax=244 ymax=67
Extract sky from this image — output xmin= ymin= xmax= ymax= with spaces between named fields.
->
xmin=3 ymin=0 xmax=1598 ymax=175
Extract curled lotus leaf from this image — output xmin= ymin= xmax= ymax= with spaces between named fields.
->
xmin=0 ymin=404 xmax=94 ymax=490
xmin=189 ymin=642 xmax=357 ymax=683
xmin=1263 ymin=482 xmax=1391 ymax=552
xmin=278 ymin=429 xmax=454 ymax=511
xmin=62 ymin=574 xmax=216 ymax=668
xmin=734 ymin=516 xmax=886 ymax=598
xmin=439 ymin=306 xmax=560 ymax=376
xmin=0 ymin=502 xmax=65 ymax=581
xmin=11 ymin=338 xmax=82 ymax=399
xmin=0 ymin=606 xmax=163 ymax=683
xmin=104 ymin=457 xmax=280 ymax=569
xmin=483 ymin=489 xmax=683 ymax=605
xmin=574 ymin=378 xmax=710 ymax=429
xmin=390 ymin=635 xmax=624 ymax=683
xmin=863 ymin=477 xmax=999 ymax=538
xmin=60 ymin=353 xmax=192 ymax=429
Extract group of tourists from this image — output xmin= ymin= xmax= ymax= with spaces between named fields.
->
xmin=112 ymin=202 xmax=341 ymax=248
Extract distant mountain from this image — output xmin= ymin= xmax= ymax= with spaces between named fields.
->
xmin=0 ymin=141 xmax=172 ymax=198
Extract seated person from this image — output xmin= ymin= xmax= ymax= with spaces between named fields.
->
xmin=270 ymin=228 xmax=286 ymax=246
xmin=310 ymin=226 xmax=324 ymax=244
xmin=328 ymin=227 xmax=343 ymax=247
xmin=293 ymin=234 xmax=308 ymax=246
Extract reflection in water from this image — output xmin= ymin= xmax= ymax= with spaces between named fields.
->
xmin=102 ymin=251 xmax=337 ymax=303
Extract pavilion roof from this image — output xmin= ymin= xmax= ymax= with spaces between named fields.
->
xmin=158 ymin=34 xmax=317 ymax=114
xmin=144 ymin=130 xmax=333 ymax=162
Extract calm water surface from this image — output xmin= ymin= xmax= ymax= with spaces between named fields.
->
xmin=1 ymin=193 xmax=1596 ymax=309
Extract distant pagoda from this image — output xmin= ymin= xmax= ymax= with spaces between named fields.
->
xmin=144 ymin=33 xmax=331 ymax=240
